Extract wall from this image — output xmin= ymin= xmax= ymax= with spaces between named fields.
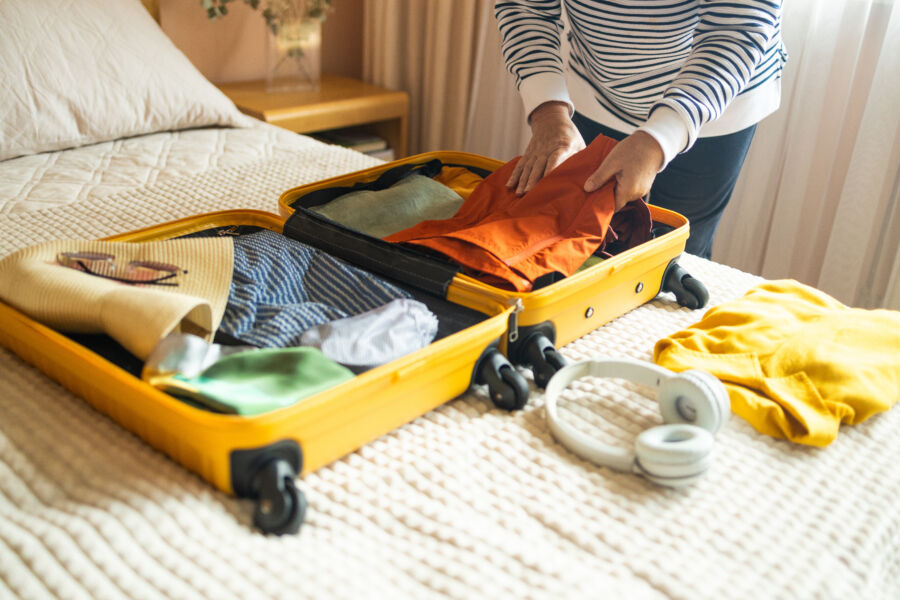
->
xmin=160 ymin=0 xmax=363 ymax=83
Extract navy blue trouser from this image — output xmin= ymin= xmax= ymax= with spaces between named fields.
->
xmin=572 ymin=112 xmax=757 ymax=259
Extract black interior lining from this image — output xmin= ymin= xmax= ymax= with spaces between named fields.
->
xmin=283 ymin=210 xmax=460 ymax=298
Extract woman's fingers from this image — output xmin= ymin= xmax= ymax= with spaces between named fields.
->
xmin=507 ymin=101 xmax=585 ymax=195
xmin=584 ymin=131 xmax=664 ymax=210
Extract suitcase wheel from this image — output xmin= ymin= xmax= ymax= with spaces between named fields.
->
xmin=477 ymin=348 xmax=530 ymax=411
xmin=251 ymin=458 xmax=307 ymax=535
xmin=524 ymin=332 xmax=567 ymax=389
xmin=662 ymin=262 xmax=709 ymax=309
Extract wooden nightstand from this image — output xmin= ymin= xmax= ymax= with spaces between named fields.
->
xmin=217 ymin=75 xmax=409 ymax=158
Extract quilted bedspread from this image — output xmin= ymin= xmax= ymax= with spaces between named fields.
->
xmin=0 ymin=129 xmax=898 ymax=600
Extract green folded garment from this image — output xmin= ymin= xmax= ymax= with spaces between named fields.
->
xmin=576 ymin=255 xmax=604 ymax=272
xmin=311 ymin=174 xmax=465 ymax=238
xmin=149 ymin=346 xmax=355 ymax=415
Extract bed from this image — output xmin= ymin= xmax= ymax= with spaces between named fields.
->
xmin=1 ymin=1 xmax=898 ymax=599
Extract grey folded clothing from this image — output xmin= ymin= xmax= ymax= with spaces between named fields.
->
xmin=300 ymin=298 xmax=439 ymax=372
xmin=144 ymin=332 xmax=257 ymax=379
xmin=310 ymin=174 xmax=464 ymax=239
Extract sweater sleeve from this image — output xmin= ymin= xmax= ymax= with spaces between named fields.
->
xmin=646 ymin=0 xmax=782 ymax=157
xmin=494 ymin=0 xmax=574 ymax=120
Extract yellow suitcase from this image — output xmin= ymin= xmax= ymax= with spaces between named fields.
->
xmin=0 ymin=209 xmax=523 ymax=535
xmin=278 ymin=151 xmax=708 ymax=389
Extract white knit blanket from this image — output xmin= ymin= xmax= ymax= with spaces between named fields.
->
xmin=1 ymin=146 xmax=898 ymax=600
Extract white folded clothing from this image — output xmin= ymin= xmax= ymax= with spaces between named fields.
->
xmin=300 ymin=298 xmax=439 ymax=371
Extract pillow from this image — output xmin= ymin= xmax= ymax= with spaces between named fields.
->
xmin=0 ymin=0 xmax=251 ymax=162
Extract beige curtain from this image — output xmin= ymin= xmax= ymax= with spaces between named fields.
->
xmin=714 ymin=0 xmax=900 ymax=308
xmin=363 ymin=0 xmax=900 ymax=309
xmin=362 ymin=0 xmax=528 ymax=158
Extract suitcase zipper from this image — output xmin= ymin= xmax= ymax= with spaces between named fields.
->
xmin=507 ymin=298 xmax=524 ymax=343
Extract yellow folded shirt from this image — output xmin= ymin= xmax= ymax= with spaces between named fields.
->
xmin=432 ymin=166 xmax=484 ymax=200
xmin=653 ymin=279 xmax=900 ymax=446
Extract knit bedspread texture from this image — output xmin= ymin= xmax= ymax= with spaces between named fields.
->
xmin=0 ymin=143 xmax=898 ymax=600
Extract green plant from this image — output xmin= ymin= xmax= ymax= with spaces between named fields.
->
xmin=202 ymin=0 xmax=331 ymax=34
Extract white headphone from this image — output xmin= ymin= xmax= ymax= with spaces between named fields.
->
xmin=544 ymin=358 xmax=730 ymax=488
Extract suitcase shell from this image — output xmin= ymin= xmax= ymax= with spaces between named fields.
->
xmin=0 ymin=209 xmax=517 ymax=534
xmin=278 ymin=151 xmax=705 ymax=387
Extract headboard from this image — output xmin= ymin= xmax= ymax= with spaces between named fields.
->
xmin=142 ymin=0 xmax=160 ymax=22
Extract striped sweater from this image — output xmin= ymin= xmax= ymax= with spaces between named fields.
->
xmin=495 ymin=0 xmax=786 ymax=166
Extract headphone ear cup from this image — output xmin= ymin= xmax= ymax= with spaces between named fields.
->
xmin=658 ymin=369 xmax=730 ymax=434
xmin=634 ymin=424 xmax=715 ymax=487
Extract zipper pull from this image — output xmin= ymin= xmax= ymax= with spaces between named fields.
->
xmin=217 ymin=225 xmax=241 ymax=236
xmin=507 ymin=298 xmax=524 ymax=343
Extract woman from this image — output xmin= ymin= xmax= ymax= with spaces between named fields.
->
xmin=496 ymin=0 xmax=787 ymax=258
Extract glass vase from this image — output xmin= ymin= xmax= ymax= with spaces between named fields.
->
xmin=265 ymin=15 xmax=322 ymax=93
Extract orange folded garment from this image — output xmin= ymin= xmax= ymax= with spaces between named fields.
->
xmin=384 ymin=135 xmax=651 ymax=291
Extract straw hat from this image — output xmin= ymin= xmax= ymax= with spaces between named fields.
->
xmin=0 ymin=237 xmax=233 ymax=360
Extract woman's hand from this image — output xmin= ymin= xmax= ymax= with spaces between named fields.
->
xmin=507 ymin=101 xmax=585 ymax=196
xmin=583 ymin=130 xmax=664 ymax=211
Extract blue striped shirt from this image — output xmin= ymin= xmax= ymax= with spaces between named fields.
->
xmin=221 ymin=230 xmax=412 ymax=348
xmin=495 ymin=0 xmax=786 ymax=163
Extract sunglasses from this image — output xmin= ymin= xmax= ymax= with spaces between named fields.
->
xmin=56 ymin=251 xmax=187 ymax=286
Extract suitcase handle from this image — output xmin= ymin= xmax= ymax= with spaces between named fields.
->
xmin=290 ymin=159 xmax=445 ymax=209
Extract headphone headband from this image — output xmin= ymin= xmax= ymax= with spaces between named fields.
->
xmin=544 ymin=359 xmax=728 ymax=488
xmin=545 ymin=358 xmax=675 ymax=393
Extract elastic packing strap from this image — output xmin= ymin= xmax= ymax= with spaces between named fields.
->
xmin=289 ymin=159 xmax=492 ymax=209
